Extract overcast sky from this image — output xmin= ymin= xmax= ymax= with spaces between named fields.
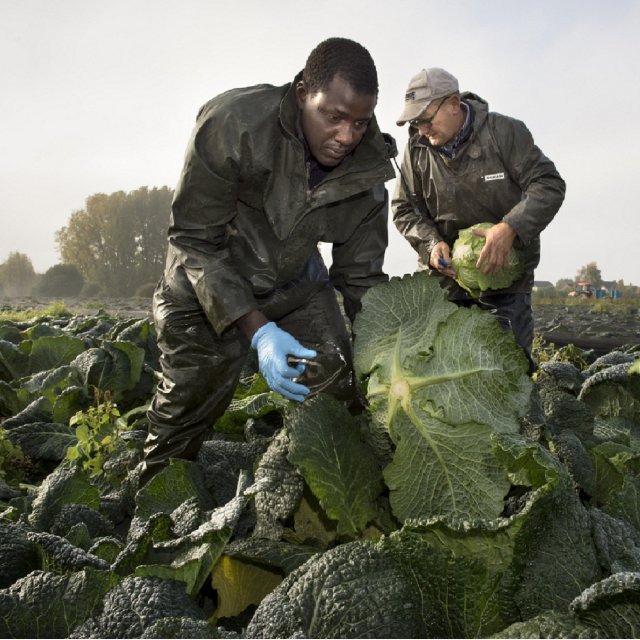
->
xmin=2 ymin=0 xmax=639 ymax=286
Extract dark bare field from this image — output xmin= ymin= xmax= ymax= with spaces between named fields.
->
xmin=2 ymin=296 xmax=638 ymax=354
xmin=534 ymin=302 xmax=640 ymax=354
xmin=0 ymin=296 xmax=153 ymax=319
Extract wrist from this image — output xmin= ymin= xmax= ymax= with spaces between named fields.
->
xmin=499 ymin=220 xmax=517 ymax=240
xmin=250 ymin=321 xmax=275 ymax=350
xmin=236 ymin=309 xmax=269 ymax=343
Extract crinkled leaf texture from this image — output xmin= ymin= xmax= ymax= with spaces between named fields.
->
xmin=225 ymin=537 xmax=319 ymax=575
xmin=247 ymin=435 xmax=605 ymax=639
xmin=354 ymin=274 xmax=531 ymax=522
xmin=6 ymin=421 xmax=76 ymax=461
xmin=452 ymin=222 xmax=524 ymax=296
xmin=603 ymin=474 xmax=640 ymax=532
xmin=134 ymin=458 xmax=215 ymax=521
xmin=70 ymin=341 xmax=145 ymax=401
xmin=494 ymin=434 xmax=603 ymax=622
xmin=246 ymin=538 xmax=425 ymax=639
xmin=28 ymin=464 xmax=100 ymax=532
xmin=69 ymin=576 xmax=208 ymax=639
xmin=132 ymin=462 xmax=246 ymax=595
xmin=26 ymin=530 xmax=110 ymax=572
xmin=252 ymin=428 xmax=304 ymax=539
xmin=214 ymin=389 xmax=287 ymax=433
xmin=0 ymin=521 xmax=39 ymax=588
xmin=570 ymin=571 xmax=640 ymax=637
xmin=490 ymin=611 xmax=596 ymax=638
xmin=246 ymin=519 xmax=517 ymax=639
xmin=495 ymin=571 xmax=640 ymax=638
xmin=0 ymin=568 xmax=117 ymax=638
xmin=27 ymin=335 xmax=87 ymax=375
xmin=133 ymin=490 xmax=250 ymax=595
xmin=287 ymin=395 xmax=383 ymax=536
xmin=579 ymin=361 xmax=640 ymax=430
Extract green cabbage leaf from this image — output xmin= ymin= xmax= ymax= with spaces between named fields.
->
xmin=451 ymin=222 xmax=524 ymax=296
xmin=354 ymin=273 xmax=531 ymax=523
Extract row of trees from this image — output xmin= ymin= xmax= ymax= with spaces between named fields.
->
xmin=0 ymin=186 xmax=172 ymax=300
xmin=0 ymin=254 xmax=89 ymax=299
xmin=533 ymin=261 xmax=638 ymax=301
xmin=56 ymin=186 xmax=172 ymax=297
xmin=1 ymin=186 xmax=637 ymax=301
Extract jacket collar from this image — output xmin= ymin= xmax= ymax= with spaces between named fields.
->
xmin=411 ymin=92 xmax=489 ymax=155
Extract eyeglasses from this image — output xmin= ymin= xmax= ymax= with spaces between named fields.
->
xmin=409 ymin=96 xmax=449 ymax=129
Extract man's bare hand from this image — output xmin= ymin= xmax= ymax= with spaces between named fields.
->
xmin=473 ymin=222 xmax=516 ymax=275
xmin=430 ymin=240 xmax=456 ymax=278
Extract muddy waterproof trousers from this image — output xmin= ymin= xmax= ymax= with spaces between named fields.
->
xmin=142 ymin=282 xmax=358 ymax=482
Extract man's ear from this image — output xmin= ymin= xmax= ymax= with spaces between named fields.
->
xmin=295 ymin=80 xmax=308 ymax=108
xmin=449 ymin=93 xmax=462 ymax=113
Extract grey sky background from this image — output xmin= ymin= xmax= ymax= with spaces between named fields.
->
xmin=2 ymin=0 xmax=639 ymax=286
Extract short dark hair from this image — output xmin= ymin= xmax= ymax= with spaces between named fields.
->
xmin=303 ymin=37 xmax=378 ymax=96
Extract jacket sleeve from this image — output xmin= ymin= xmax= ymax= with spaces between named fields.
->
xmin=493 ymin=115 xmax=566 ymax=246
xmin=168 ymin=109 xmax=257 ymax=334
xmin=329 ymin=185 xmax=390 ymax=322
xmin=391 ymin=139 xmax=442 ymax=264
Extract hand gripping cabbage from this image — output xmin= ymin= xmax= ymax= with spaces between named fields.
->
xmin=451 ymin=222 xmax=523 ymax=296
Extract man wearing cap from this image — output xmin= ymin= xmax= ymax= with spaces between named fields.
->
xmin=392 ymin=67 xmax=565 ymax=370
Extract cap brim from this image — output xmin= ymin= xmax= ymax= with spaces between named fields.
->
xmin=396 ymin=98 xmax=434 ymax=126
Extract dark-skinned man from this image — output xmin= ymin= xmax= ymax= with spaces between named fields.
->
xmin=392 ymin=67 xmax=565 ymax=372
xmin=141 ymin=38 xmax=396 ymax=484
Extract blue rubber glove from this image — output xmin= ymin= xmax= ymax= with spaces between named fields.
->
xmin=251 ymin=322 xmax=317 ymax=402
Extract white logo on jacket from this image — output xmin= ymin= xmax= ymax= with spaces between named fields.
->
xmin=484 ymin=172 xmax=505 ymax=182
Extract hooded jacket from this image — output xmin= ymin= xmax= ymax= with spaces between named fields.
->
xmin=392 ymin=92 xmax=565 ymax=295
xmin=159 ymin=72 xmax=397 ymax=334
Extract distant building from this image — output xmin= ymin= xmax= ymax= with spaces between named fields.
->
xmin=533 ymin=281 xmax=554 ymax=291
xmin=599 ymin=280 xmax=622 ymax=299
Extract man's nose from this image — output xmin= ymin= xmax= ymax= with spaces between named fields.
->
xmin=334 ymin=122 xmax=356 ymax=146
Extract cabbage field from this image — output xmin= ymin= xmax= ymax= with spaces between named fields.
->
xmin=1 ymin=274 xmax=639 ymax=638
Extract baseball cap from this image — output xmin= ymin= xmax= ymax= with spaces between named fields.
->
xmin=396 ymin=68 xmax=459 ymax=126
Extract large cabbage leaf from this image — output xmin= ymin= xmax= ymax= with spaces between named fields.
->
xmin=451 ymin=222 xmax=524 ymax=296
xmin=247 ymin=434 xmax=604 ymax=639
xmin=71 ymin=341 xmax=145 ymax=401
xmin=287 ymin=395 xmax=383 ymax=536
xmin=570 ymin=572 xmax=640 ymax=636
xmin=495 ymin=572 xmax=640 ymax=637
xmin=27 ymin=335 xmax=87 ymax=375
xmin=354 ymin=274 xmax=531 ymax=522
xmin=28 ymin=464 xmax=101 ymax=532
xmin=6 ymin=422 xmax=76 ymax=460
xmin=0 ymin=339 xmax=29 ymax=381
xmin=134 ymin=459 xmax=214 ymax=521
xmin=0 ymin=568 xmax=118 ymax=638
xmin=135 ymin=470 xmax=249 ymax=595
xmin=252 ymin=429 xmax=304 ymax=540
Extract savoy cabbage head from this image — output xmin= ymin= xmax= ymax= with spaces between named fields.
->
xmin=451 ymin=222 xmax=524 ymax=296
xmin=353 ymin=273 xmax=532 ymax=523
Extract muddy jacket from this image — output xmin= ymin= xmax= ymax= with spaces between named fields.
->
xmin=392 ymin=92 xmax=565 ymax=294
xmin=160 ymin=73 xmax=397 ymax=334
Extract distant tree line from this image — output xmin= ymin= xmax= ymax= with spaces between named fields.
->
xmin=0 ymin=186 xmax=172 ymax=299
xmin=1 ymin=194 xmax=639 ymax=302
xmin=533 ymin=261 xmax=638 ymax=301
xmin=56 ymin=186 xmax=172 ymax=297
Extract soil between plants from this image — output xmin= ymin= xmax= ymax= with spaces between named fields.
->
xmin=533 ymin=303 xmax=639 ymax=354
xmin=2 ymin=297 xmax=638 ymax=354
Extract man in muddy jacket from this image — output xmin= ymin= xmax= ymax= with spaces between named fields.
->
xmin=142 ymin=38 xmax=396 ymax=481
xmin=392 ymin=68 xmax=565 ymax=369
